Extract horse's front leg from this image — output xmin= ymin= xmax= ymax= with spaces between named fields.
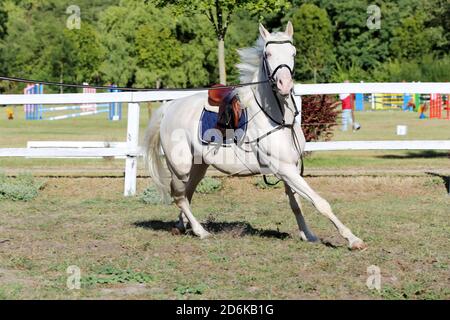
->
xmin=284 ymin=184 xmax=319 ymax=242
xmin=279 ymin=165 xmax=367 ymax=250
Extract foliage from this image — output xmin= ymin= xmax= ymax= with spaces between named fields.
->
xmin=0 ymin=0 xmax=449 ymax=92
xmin=154 ymin=0 xmax=289 ymax=83
xmin=301 ymin=95 xmax=339 ymax=142
xmin=373 ymin=55 xmax=450 ymax=82
xmin=390 ymin=14 xmax=446 ymax=60
xmin=290 ymin=3 xmax=334 ymax=83
xmin=174 ymin=283 xmax=207 ymax=296
xmin=195 ymin=177 xmax=222 ymax=194
xmin=330 ymin=59 xmax=370 ymax=83
xmin=140 ymin=185 xmax=162 ymax=205
xmin=83 ymin=265 xmax=153 ymax=287
xmin=0 ymin=173 xmax=44 ymax=201
xmin=154 ymin=0 xmax=289 ymax=39
xmin=253 ymin=176 xmax=283 ymax=189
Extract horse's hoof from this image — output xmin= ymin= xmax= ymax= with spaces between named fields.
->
xmin=199 ymin=231 xmax=212 ymax=240
xmin=308 ymin=235 xmax=320 ymax=243
xmin=299 ymin=231 xmax=319 ymax=243
xmin=171 ymin=227 xmax=184 ymax=236
xmin=350 ymin=240 xmax=368 ymax=251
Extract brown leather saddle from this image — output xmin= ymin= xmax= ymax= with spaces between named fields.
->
xmin=208 ymin=84 xmax=242 ymax=135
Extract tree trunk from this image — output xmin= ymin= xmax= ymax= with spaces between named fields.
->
xmin=218 ymin=38 xmax=226 ymax=85
xmin=60 ymin=62 xmax=64 ymax=94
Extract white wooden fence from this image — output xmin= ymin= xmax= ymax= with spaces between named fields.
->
xmin=1 ymin=82 xmax=449 ymax=196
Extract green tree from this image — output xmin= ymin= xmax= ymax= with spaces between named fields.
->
xmin=390 ymin=14 xmax=446 ymax=60
xmin=317 ymin=0 xmax=390 ymax=70
xmin=0 ymin=3 xmax=8 ymax=92
xmin=65 ymin=23 xmax=106 ymax=84
xmin=154 ymin=0 xmax=289 ymax=84
xmin=0 ymin=0 xmax=108 ymax=92
xmin=290 ymin=3 xmax=334 ymax=83
xmin=0 ymin=5 xmax=6 ymax=39
xmin=99 ymin=1 xmax=216 ymax=88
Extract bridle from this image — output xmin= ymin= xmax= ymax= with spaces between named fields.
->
xmin=242 ymin=39 xmax=304 ymax=183
xmin=251 ymin=39 xmax=299 ymax=128
xmin=263 ymin=40 xmax=295 ymax=85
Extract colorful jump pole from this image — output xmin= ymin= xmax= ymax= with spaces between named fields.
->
xmin=402 ymin=93 xmax=413 ymax=111
xmin=446 ymin=94 xmax=450 ymax=120
xmin=108 ymin=84 xmax=122 ymax=121
xmin=82 ymin=83 xmax=97 ymax=112
xmin=36 ymin=83 xmax=120 ymax=121
xmin=46 ymin=109 xmax=109 ymax=121
xmin=355 ymin=93 xmax=364 ymax=111
xmin=24 ymin=83 xmax=43 ymax=120
xmin=430 ymin=93 xmax=442 ymax=119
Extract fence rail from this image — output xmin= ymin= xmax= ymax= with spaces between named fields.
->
xmin=1 ymin=82 xmax=449 ymax=196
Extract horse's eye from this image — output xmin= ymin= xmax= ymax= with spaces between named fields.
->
xmin=266 ymin=52 xmax=272 ymax=58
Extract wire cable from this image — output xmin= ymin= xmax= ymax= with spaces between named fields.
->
xmin=0 ymin=75 xmax=269 ymax=92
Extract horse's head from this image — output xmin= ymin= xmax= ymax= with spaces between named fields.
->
xmin=259 ymin=22 xmax=295 ymax=96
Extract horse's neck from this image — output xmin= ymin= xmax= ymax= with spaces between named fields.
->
xmin=244 ymin=64 xmax=296 ymax=126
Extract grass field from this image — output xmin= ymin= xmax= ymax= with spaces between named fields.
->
xmin=0 ymin=176 xmax=448 ymax=299
xmin=0 ymin=104 xmax=449 ymax=299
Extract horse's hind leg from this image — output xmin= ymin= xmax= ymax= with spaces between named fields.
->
xmin=285 ymin=185 xmax=318 ymax=242
xmin=170 ymin=173 xmax=211 ymax=239
xmin=174 ymin=163 xmax=209 ymax=233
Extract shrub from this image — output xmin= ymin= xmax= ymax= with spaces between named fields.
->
xmin=301 ymin=95 xmax=340 ymax=142
xmin=83 ymin=265 xmax=153 ymax=287
xmin=0 ymin=173 xmax=44 ymax=201
xmin=195 ymin=177 xmax=222 ymax=194
xmin=254 ymin=176 xmax=283 ymax=189
xmin=140 ymin=186 xmax=162 ymax=205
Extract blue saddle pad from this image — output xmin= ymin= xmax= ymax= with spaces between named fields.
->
xmin=199 ymin=109 xmax=248 ymax=146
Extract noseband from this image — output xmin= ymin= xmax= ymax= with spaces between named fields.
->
xmin=253 ymin=39 xmax=298 ymax=127
xmin=247 ymin=39 xmax=303 ymax=185
xmin=263 ymin=40 xmax=295 ymax=85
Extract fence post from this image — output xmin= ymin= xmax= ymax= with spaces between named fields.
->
xmin=124 ymin=102 xmax=140 ymax=196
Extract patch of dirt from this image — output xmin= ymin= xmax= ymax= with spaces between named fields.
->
xmin=0 ymin=268 xmax=35 ymax=287
xmin=100 ymin=284 xmax=163 ymax=297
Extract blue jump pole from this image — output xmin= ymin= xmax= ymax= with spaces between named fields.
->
xmin=108 ymin=84 xmax=122 ymax=121
xmin=403 ymin=93 xmax=410 ymax=111
xmin=38 ymin=84 xmax=43 ymax=119
xmin=355 ymin=93 xmax=364 ymax=111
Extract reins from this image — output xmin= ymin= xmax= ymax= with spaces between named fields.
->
xmin=240 ymin=39 xmax=303 ymax=186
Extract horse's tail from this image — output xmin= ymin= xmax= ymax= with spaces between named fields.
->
xmin=143 ymin=103 xmax=172 ymax=203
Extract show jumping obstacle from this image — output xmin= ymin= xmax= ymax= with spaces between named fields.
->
xmin=24 ymin=83 xmax=122 ymax=121
xmin=24 ymin=83 xmax=44 ymax=120
xmin=430 ymin=93 xmax=450 ymax=120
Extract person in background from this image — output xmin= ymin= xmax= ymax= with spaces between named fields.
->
xmin=330 ymin=80 xmax=361 ymax=132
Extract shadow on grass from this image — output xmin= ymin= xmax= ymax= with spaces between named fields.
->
xmin=376 ymin=150 xmax=449 ymax=159
xmin=133 ymin=220 xmax=290 ymax=239
xmin=426 ymin=172 xmax=450 ymax=194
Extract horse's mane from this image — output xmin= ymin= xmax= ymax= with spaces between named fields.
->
xmin=236 ymin=32 xmax=291 ymax=83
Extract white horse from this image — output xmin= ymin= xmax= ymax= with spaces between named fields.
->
xmin=144 ymin=22 xmax=367 ymax=250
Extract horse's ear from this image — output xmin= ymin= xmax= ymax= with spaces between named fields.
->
xmin=285 ymin=21 xmax=294 ymax=38
xmin=259 ymin=23 xmax=270 ymax=40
